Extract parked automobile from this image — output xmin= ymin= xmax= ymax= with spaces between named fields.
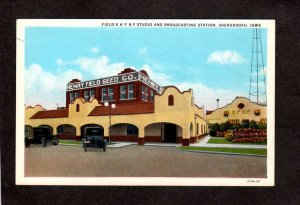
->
xmin=25 ymin=126 xmax=59 ymax=148
xmin=82 ymin=127 xmax=107 ymax=152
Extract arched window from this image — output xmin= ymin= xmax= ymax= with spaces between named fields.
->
xmin=168 ymin=95 xmax=174 ymax=106
xmin=76 ymin=104 xmax=80 ymax=112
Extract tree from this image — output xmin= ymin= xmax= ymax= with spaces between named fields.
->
xmin=249 ymin=120 xmax=259 ymax=129
xmin=209 ymin=123 xmax=220 ymax=136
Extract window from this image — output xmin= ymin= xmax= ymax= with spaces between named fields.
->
xmin=90 ymin=89 xmax=95 ymax=99
xmin=120 ymin=85 xmax=126 ymax=100
xmin=128 ymin=84 xmax=134 ymax=99
xmin=76 ymin=104 xmax=80 ymax=112
xmin=74 ymin=91 xmax=80 ymax=99
xmin=84 ymin=90 xmax=89 ymax=101
xmin=127 ymin=124 xmax=138 ymax=135
xmin=83 ymin=89 xmax=95 ymax=101
xmin=70 ymin=92 xmax=74 ymax=103
xmin=168 ymin=95 xmax=174 ymax=106
xmin=142 ymin=85 xmax=149 ymax=101
xmin=108 ymin=87 xmax=114 ymax=100
xmin=145 ymin=87 xmax=148 ymax=101
xmin=150 ymin=90 xmax=154 ymax=101
xmin=142 ymin=86 xmax=145 ymax=100
xmin=101 ymin=88 xmax=107 ymax=101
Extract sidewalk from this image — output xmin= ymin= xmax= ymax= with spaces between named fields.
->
xmin=190 ymin=135 xmax=267 ymax=149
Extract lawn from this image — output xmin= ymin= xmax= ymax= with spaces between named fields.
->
xmin=178 ymin=146 xmax=267 ymax=156
xmin=208 ymin=138 xmax=267 ymax=145
xmin=59 ymin=139 xmax=82 ymax=145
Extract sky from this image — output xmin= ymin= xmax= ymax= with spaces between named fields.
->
xmin=24 ymin=26 xmax=267 ymax=110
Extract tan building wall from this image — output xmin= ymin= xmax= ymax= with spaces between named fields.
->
xmin=206 ymin=97 xmax=267 ymax=125
xmin=25 ymin=86 xmax=207 ymax=145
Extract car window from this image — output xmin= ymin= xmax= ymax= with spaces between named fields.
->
xmin=86 ymin=129 xmax=101 ymax=135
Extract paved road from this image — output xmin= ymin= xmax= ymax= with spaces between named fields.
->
xmin=25 ymin=145 xmax=266 ymax=178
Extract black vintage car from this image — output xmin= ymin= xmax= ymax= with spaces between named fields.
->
xmin=82 ymin=127 xmax=107 ymax=152
xmin=25 ymin=126 xmax=59 ymax=147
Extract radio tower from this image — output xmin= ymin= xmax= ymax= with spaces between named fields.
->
xmin=249 ymin=28 xmax=267 ymax=104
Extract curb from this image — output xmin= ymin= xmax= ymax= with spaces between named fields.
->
xmin=58 ymin=143 xmax=131 ymax=148
xmin=58 ymin=143 xmax=81 ymax=147
xmin=176 ymin=147 xmax=267 ymax=157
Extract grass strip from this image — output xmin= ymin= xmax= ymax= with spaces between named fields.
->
xmin=208 ymin=138 xmax=267 ymax=145
xmin=178 ymin=146 xmax=267 ymax=156
xmin=59 ymin=139 xmax=82 ymax=145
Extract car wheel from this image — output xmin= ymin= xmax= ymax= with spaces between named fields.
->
xmin=83 ymin=144 xmax=87 ymax=152
xmin=103 ymin=146 xmax=106 ymax=152
xmin=42 ymin=138 xmax=47 ymax=147
xmin=53 ymin=137 xmax=59 ymax=146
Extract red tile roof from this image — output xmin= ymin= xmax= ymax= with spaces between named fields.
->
xmin=206 ymin=110 xmax=214 ymax=115
xmin=89 ymin=102 xmax=154 ymax=116
xmin=30 ymin=109 xmax=69 ymax=119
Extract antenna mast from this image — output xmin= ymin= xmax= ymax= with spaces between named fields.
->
xmin=249 ymin=28 xmax=267 ymax=104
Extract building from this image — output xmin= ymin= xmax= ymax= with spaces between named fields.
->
xmin=25 ymin=68 xmax=207 ymax=146
xmin=205 ymin=97 xmax=267 ymax=126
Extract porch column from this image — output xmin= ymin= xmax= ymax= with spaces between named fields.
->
xmin=182 ymin=126 xmax=190 ymax=146
xmin=138 ymin=126 xmax=145 ymax=145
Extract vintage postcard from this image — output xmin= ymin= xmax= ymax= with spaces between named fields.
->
xmin=16 ymin=19 xmax=275 ymax=186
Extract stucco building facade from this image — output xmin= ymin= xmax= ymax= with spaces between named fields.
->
xmin=205 ymin=97 xmax=267 ymax=126
xmin=25 ymin=68 xmax=207 ymax=146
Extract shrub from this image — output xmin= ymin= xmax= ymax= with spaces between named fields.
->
xmin=209 ymin=123 xmax=220 ymax=137
xmin=220 ymin=121 xmax=232 ymax=132
xmin=217 ymin=131 xmax=224 ymax=137
xmin=249 ymin=120 xmax=259 ymax=129
xmin=224 ymin=130 xmax=234 ymax=141
xmin=231 ymin=128 xmax=267 ymax=143
xmin=258 ymin=122 xmax=267 ymax=129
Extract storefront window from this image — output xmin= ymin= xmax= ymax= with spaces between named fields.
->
xmin=128 ymin=84 xmax=134 ymax=99
xmin=120 ymin=85 xmax=126 ymax=100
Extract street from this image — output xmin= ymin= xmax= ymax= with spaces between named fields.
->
xmin=25 ymin=145 xmax=267 ymax=177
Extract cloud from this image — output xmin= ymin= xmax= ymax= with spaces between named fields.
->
xmin=25 ymin=64 xmax=83 ymax=109
xmin=71 ymin=55 xmax=126 ymax=78
xmin=59 ymin=55 xmax=171 ymax=86
xmin=176 ymin=82 xmax=245 ymax=110
xmin=138 ymin=47 xmax=148 ymax=55
xmin=89 ymin=47 xmax=100 ymax=54
xmin=56 ymin=58 xmax=66 ymax=66
xmin=207 ymin=50 xmax=247 ymax=65
xmin=135 ymin=64 xmax=171 ymax=86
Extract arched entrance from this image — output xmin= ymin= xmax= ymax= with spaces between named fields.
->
xmin=38 ymin=124 xmax=53 ymax=135
xmin=57 ymin=124 xmax=76 ymax=140
xmin=144 ymin=122 xmax=182 ymax=143
xmin=110 ymin=123 xmax=139 ymax=142
xmin=25 ymin=125 xmax=34 ymax=138
xmin=80 ymin=124 xmax=104 ymax=139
